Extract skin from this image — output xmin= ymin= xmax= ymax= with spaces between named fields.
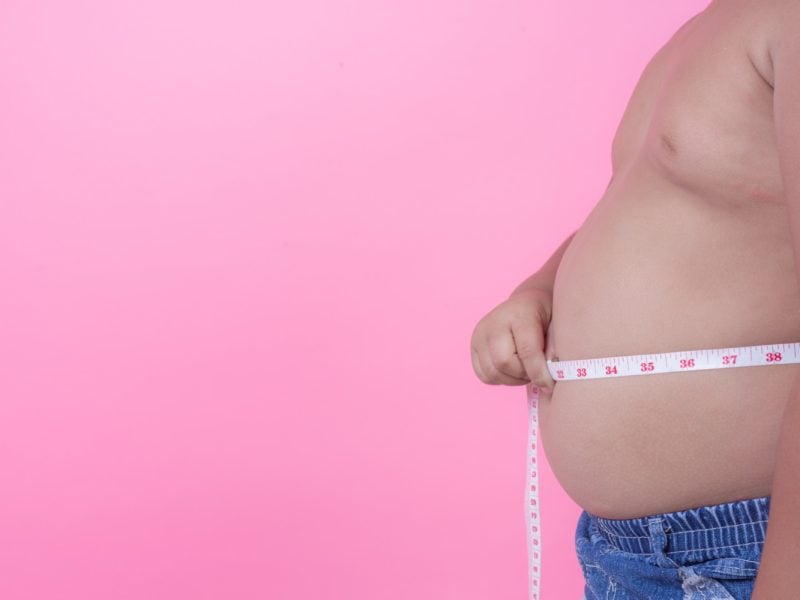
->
xmin=538 ymin=0 xmax=800 ymax=521
xmin=474 ymin=0 xmax=800 ymax=592
xmin=473 ymin=0 xmax=800 ymax=523
xmin=539 ymin=0 xmax=800 ymax=521
xmin=750 ymin=0 xmax=800 ymax=596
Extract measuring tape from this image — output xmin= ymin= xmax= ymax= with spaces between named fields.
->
xmin=524 ymin=341 xmax=800 ymax=600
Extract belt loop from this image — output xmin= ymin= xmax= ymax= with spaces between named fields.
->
xmin=646 ymin=517 xmax=679 ymax=569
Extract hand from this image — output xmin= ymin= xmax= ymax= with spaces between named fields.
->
xmin=470 ymin=288 xmax=557 ymax=393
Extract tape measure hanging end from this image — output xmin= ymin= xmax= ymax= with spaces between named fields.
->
xmin=525 ymin=383 xmax=542 ymax=600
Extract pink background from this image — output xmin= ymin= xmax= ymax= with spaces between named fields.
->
xmin=0 ymin=1 xmax=707 ymax=598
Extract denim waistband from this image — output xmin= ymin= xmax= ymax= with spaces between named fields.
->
xmin=587 ymin=495 xmax=770 ymax=556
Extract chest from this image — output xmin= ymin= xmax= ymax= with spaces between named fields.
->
xmin=611 ymin=6 xmax=783 ymax=203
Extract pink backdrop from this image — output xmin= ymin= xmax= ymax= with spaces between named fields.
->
xmin=0 ymin=1 xmax=707 ymax=598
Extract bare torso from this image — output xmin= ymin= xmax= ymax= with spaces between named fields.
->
xmin=538 ymin=0 xmax=800 ymax=519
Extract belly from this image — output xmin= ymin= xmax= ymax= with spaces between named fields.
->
xmin=540 ymin=162 xmax=800 ymax=519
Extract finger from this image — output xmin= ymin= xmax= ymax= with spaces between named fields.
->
xmin=471 ymin=345 xmax=488 ymax=382
xmin=483 ymin=332 xmax=531 ymax=385
xmin=510 ymin=321 xmax=555 ymax=392
xmin=486 ymin=330 xmax=530 ymax=381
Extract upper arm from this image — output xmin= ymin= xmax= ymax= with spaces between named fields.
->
xmin=770 ymin=5 xmax=800 ymax=276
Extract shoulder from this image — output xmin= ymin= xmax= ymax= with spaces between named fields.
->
xmin=762 ymin=0 xmax=800 ymax=82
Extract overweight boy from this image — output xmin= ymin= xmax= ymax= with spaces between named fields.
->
xmin=470 ymin=2 xmax=800 ymax=597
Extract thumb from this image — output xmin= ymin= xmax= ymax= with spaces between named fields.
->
xmin=527 ymin=352 xmax=556 ymax=392
xmin=539 ymin=348 xmax=559 ymax=393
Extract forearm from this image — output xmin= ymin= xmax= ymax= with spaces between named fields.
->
xmin=751 ymin=373 xmax=800 ymax=598
xmin=509 ymin=229 xmax=578 ymax=298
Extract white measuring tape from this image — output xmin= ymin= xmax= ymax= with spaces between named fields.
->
xmin=524 ymin=341 xmax=800 ymax=600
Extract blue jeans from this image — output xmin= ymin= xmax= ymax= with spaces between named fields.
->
xmin=576 ymin=495 xmax=770 ymax=599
